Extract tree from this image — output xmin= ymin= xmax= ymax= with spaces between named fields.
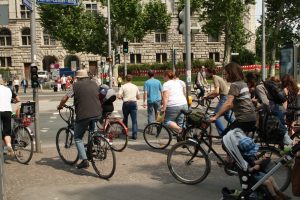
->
xmin=199 ymin=0 xmax=255 ymax=65
xmin=255 ymin=0 xmax=300 ymax=76
xmin=39 ymin=0 xmax=171 ymax=55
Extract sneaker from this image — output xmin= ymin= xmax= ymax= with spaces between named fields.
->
xmin=7 ymin=146 xmax=15 ymax=157
xmin=130 ymin=136 xmax=137 ymax=140
xmin=76 ymin=160 xmax=89 ymax=169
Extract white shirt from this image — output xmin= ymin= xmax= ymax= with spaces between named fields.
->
xmin=0 ymin=85 xmax=13 ymax=112
xmin=61 ymin=76 xmax=67 ymax=84
xmin=13 ymin=79 xmax=19 ymax=86
xmin=163 ymin=80 xmax=187 ymax=107
xmin=118 ymin=82 xmax=140 ymax=102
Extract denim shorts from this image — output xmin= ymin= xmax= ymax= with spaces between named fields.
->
xmin=164 ymin=104 xmax=188 ymax=127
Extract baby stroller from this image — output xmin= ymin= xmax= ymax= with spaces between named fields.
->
xmin=221 ymin=129 xmax=299 ymax=200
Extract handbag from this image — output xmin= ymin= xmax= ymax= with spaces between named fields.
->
xmin=292 ymin=157 xmax=300 ymax=196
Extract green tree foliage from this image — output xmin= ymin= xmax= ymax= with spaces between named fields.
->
xmin=255 ymin=0 xmax=300 ymax=75
xmin=199 ymin=0 xmax=255 ymax=64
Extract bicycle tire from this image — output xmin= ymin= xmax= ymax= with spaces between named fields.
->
xmin=143 ymin=122 xmax=172 ymax=149
xmin=56 ymin=127 xmax=79 ymax=165
xmin=105 ymin=121 xmax=128 ymax=152
xmin=90 ymin=134 xmax=116 ymax=179
xmin=182 ymin=126 xmax=212 ymax=153
xmin=190 ymin=92 xmax=201 ymax=109
xmin=13 ymin=126 xmax=34 ymax=164
xmin=257 ymin=146 xmax=291 ymax=191
xmin=167 ymin=140 xmax=211 ymax=184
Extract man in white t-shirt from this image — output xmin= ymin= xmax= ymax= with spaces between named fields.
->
xmin=13 ymin=77 xmax=20 ymax=94
xmin=0 ymin=78 xmax=20 ymax=156
xmin=118 ymin=75 xmax=140 ymax=140
xmin=61 ymin=74 xmax=67 ymax=91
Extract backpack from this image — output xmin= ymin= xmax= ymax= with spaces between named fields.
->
xmin=187 ymin=111 xmax=204 ymax=126
xmin=263 ymin=80 xmax=287 ymax=104
xmin=99 ymin=85 xmax=116 ymax=104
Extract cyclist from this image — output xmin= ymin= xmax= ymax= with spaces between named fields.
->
xmin=57 ymin=69 xmax=102 ymax=169
xmin=161 ymin=70 xmax=188 ymax=134
xmin=206 ymin=68 xmax=234 ymax=136
xmin=195 ymin=66 xmax=208 ymax=98
xmin=0 ymin=78 xmax=20 ymax=156
xmin=210 ymin=63 xmax=256 ymax=136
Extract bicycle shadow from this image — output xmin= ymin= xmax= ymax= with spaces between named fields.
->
xmin=126 ymin=143 xmax=170 ymax=155
xmin=35 ymin=157 xmax=99 ymax=178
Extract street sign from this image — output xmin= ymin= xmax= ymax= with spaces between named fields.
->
xmin=22 ymin=0 xmax=32 ymax=10
xmin=36 ymin=0 xmax=78 ymax=6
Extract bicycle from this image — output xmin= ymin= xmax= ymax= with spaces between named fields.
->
xmin=143 ymin=97 xmax=215 ymax=150
xmin=56 ymin=105 xmax=116 ymax=179
xmin=167 ymin=116 xmax=291 ymax=191
xmin=96 ymin=112 xmax=128 ymax=152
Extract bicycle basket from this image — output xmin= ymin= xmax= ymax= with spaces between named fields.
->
xmin=187 ymin=111 xmax=204 ymax=126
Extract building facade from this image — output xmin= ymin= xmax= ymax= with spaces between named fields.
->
xmin=0 ymin=0 xmax=256 ymax=80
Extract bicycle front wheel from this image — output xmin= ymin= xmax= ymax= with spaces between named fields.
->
xmin=257 ymin=146 xmax=292 ymax=191
xmin=56 ymin=127 xmax=79 ymax=165
xmin=90 ymin=134 xmax=116 ymax=179
xmin=143 ymin=122 xmax=172 ymax=149
xmin=105 ymin=121 xmax=128 ymax=152
xmin=13 ymin=126 xmax=34 ymax=164
xmin=167 ymin=140 xmax=211 ymax=184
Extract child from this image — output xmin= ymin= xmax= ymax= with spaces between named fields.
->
xmin=238 ymin=137 xmax=291 ymax=200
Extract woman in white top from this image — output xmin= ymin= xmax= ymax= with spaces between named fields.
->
xmin=161 ymin=70 xmax=188 ymax=133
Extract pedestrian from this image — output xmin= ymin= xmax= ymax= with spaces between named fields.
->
xmin=206 ymin=68 xmax=235 ymax=136
xmin=13 ymin=77 xmax=20 ymax=94
xmin=106 ymin=75 xmax=110 ymax=86
xmin=161 ymin=70 xmax=188 ymax=135
xmin=66 ymin=76 xmax=72 ymax=89
xmin=7 ymin=79 xmax=13 ymax=91
xmin=117 ymin=76 xmax=123 ymax=89
xmin=118 ymin=74 xmax=140 ymax=140
xmin=143 ymin=70 xmax=162 ymax=124
xmin=21 ymin=78 xmax=28 ymax=94
xmin=0 ymin=78 xmax=20 ymax=156
xmin=195 ymin=66 xmax=208 ymax=98
xmin=56 ymin=77 xmax=61 ymax=92
xmin=57 ymin=69 xmax=102 ymax=169
xmin=61 ymin=74 xmax=67 ymax=91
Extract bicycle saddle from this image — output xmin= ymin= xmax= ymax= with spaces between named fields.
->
xmin=180 ymin=109 xmax=192 ymax=115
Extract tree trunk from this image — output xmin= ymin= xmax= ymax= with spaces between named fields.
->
xmin=223 ymin=24 xmax=231 ymax=66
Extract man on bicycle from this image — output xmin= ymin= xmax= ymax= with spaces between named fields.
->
xmin=57 ymin=69 xmax=102 ymax=169
xmin=0 ymin=78 xmax=20 ymax=156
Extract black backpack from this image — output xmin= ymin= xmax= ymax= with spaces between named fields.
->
xmin=263 ymin=80 xmax=287 ymax=104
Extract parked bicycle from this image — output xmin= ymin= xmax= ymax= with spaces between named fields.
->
xmin=56 ymin=105 xmax=116 ymax=179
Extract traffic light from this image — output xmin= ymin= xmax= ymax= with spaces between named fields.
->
xmin=115 ymin=54 xmax=120 ymax=64
xmin=30 ymin=64 xmax=39 ymax=88
xmin=123 ymin=41 xmax=128 ymax=53
xmin=178 ymin=9 xmax=185 ymax=34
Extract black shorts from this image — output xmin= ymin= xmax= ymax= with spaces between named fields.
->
xmin=0 ymin=111 xmax=12 ymax=139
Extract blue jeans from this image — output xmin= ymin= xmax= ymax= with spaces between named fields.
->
xmin=147 ymin=100 xmax=161 ymax=124
xmin=164 ymin=104 xmax=188 ymax=128
xmin=271 ymin=104 xmax=287 ymax=133
xmin=214 ymin=95 xmax=235 ymax=135
xmin=122 ymin=102 xmax=138 ymax=138
xmin=74 ymin=117 xmax=97 ymax=160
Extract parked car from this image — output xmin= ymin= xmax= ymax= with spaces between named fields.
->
xmin=37 ymin=71 xmax=49 ymax=81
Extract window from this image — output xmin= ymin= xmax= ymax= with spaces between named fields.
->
xmin=130 ymin=54 xmax=142 ymax=64
xmin=85 ymin=3 xmax=97 ymax=14
xmin=183 ymin=53 xmax=194 ymax=62
xmin=0 ymin=57 xmax=12 ymax=67
xmin=208 ymin=33 xmax=220 ymax=42
xmin=0 ymin=28 xmax=12 ymax=46
xmin=156 ymin=53 xmax=167 ymax=63
xmin=182 ymin=34 xmax=195 ymax=42
xmin=21 ymin=28 xmax=31 ymax=46
xmin=43 ymin=30 xmax=56 ymax=45
xmin=209 ymin=52 xmax=220 ymax=62
xmin=20 ymin=5 xmax=30 ymax=19
xmin=155 ymin=32 xmax=167 ymax=43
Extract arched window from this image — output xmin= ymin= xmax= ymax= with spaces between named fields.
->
xmin=21 ymin=28 xmax=31 ymax=46
xmin=43 ymin=30 xmax=56 ymax=46
xmin=0 ymin=28 xmax=12 ymax=46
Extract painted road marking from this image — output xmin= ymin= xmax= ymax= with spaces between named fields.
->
xmin=50 ymin=116 xmax=57 ymax=119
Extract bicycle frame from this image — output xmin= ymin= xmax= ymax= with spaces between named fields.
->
xmin=99 ymin=114 xmax=128 ymax=135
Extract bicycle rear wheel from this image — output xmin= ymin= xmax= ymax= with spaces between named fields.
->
xmin=13 ymin=126 xmax=34 ymax=164
xmin=182 ymin=126 xmax=212 ymax=153
xmin=90 ymin=134 xmax=116 ymax=179
xmin=257 ymin=146 xmax=291 ymax=191
xmin=56 ymin=127 xmax=79 ymax=165
xmin=105 ymin=121 xmax=128 ymax=152
xmin=167 ymin=140 xmax=211 ymax=184
xmin=143 ymin=122 xmax=172 ymax=149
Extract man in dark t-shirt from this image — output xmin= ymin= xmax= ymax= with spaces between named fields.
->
xmin=57 ymin=69 xmax=102 ymax=169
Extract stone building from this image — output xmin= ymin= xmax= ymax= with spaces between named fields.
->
xmin=0 ymin=0 xmax=256 ymax=80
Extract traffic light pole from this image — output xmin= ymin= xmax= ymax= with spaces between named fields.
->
xmin=107 ymin=0 xmax=113 ymax=88
xmin=184 ymin=0 xmax=192 ymax=98
xmin=124 ymin=53 xmax=127 ymax=77
xmin=30 ymin=0 xmax=41 ymax=152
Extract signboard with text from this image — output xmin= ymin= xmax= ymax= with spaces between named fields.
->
xmin=36 ymin=0 xmax=78 ymax=6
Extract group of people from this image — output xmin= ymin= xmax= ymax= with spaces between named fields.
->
xmin=6 ymin=77 xmax=29 ymax=94
xmin=55 ymin=74 xmax=73 ymax=92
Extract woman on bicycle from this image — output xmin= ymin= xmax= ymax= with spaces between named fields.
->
xmin=281 ymin=74 xmax=299 ymax=128
xmin=210 ymin=62 xmax=256 ymax=136
xmin=161 ymin=70 xmax=188 ymax=134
